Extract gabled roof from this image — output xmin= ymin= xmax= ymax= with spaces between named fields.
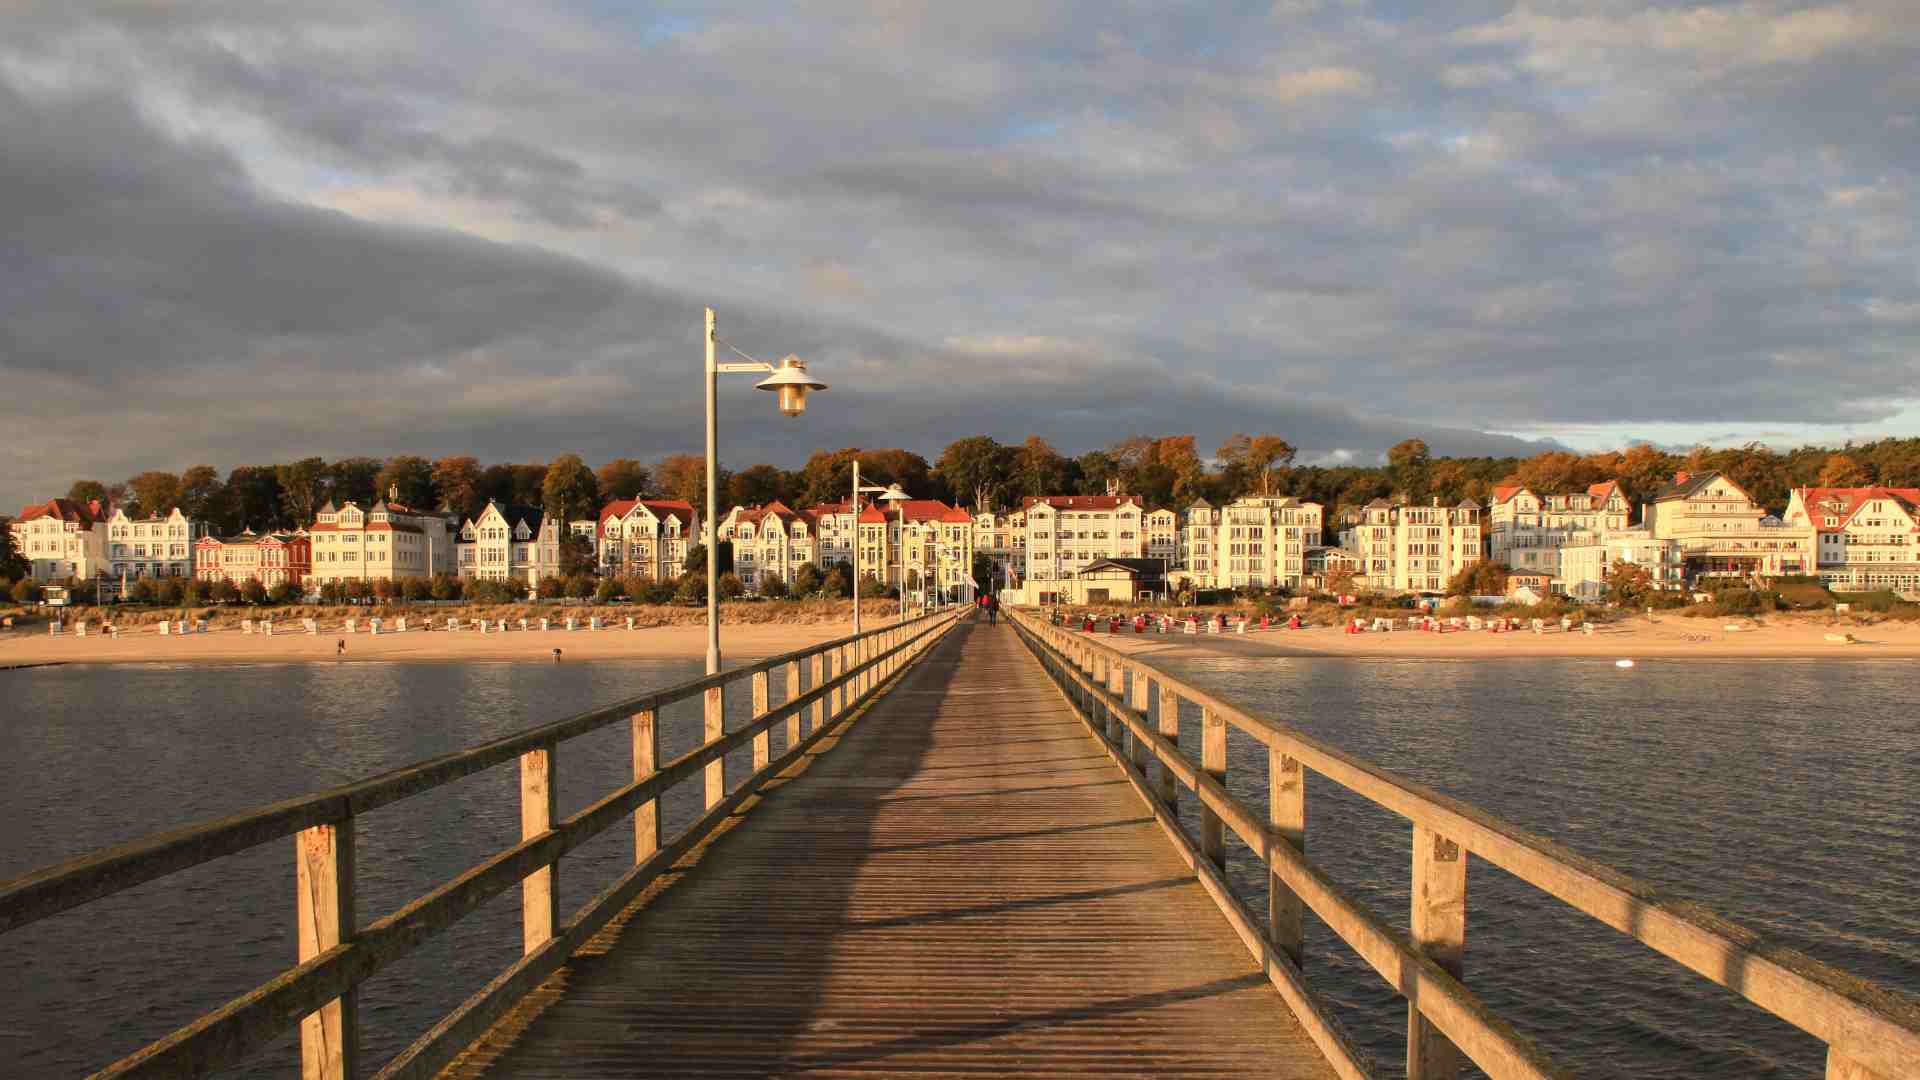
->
xmin=599 ymin=497 xmax=697 ymax=528
xmin=1364 ymin=497 xmax=1395 ymax=510
xmin=1456 ymin=499 xmax=1481 ymax=510
xmin=895 ymin=499 xmax=971 ymax=524
xmin=1587 ymin=480 xmax=1623 ymax=502
xmin=1652 ymin=471 xmax=1730 ymax=502
xmin=1489 ymin=485 xmax=1530 ymax=505
xmin=16 ymin=498 xmax=104 ymax=526
xmin=1077 ymin=557 xmax=1167 ymax=577
xmin=1793 ymin=487 xmax=1920 ymax=530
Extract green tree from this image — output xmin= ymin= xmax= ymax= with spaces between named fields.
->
xmin=0 ymin=518 xmax=25 ymax=582
xmin=1217 ymin=434 xmax=1297 ymax=497
xmin=542 ymin=453 xmax=601 ymax=524
xmin=240 ymin=579 xmax=268 ymax=605
xmin=822 ymin=567 xmax=851 ymax=598
xmin=594 ymin=577 xmax=622 ymax=602
xmin=683 ymin=541 xmax=734 ymax=576
xmin=374 ymin=456 xmax=437 ymax=508
xmin=178 ymin=465 xmax=226 ymax=526
xmin=673 ymin=573 xmax=705 ymax=605
xmin=972 ymin=553 xmax=997 ymax=594
xmin=329 ymin=457 xmax=384 ymax=507
xmin=401 ymin=577 xmax=431 ymax=601
xmin=510 ymin=463 xmax=550 ymax=507
xmin=159 ymin=577 xmax=189 ymax=606
xmin=67 ymin=480 xmax=108 ymax=506
xmin=717 ymin=572 xmax=746 ymax=599
xmin=1388 ymin=439 xmax=1432 ymax=502
xmin=268 ymin=581 xmax=299 ymax=604
xmin=430 ymin=575 xmax=463 ymax=601
xmin=935 ymin=436 xmax=1014 ymax=511
xmin=182 ymin=579 xmax=209 ymax=606
xmin=1446 ymin=561 xmax=1509 ymax=597
xmin=125 ymin=471 xmax=185 ymax=517
xmin=211 ymin=579 xmax=241 ymax=603
xmin=727 ymin=463 xmax=789 ymax=509
xmin=127 ymin=578 xmax=158 ymax=604
xmin=654 ymin=454 xmax=708 ymax=511
xmin=432 ymin=456 xmax=486 ymax=518
xmin=226 ymin=466 xmax=287 ymax=531
xmin=792 ymin=562 xmax=824 ymax=596
xmin=596 ymin=458 xmax=652 ymax=500
xmin=277 ymin=458 xmax=329 ymax=526
xmin=1013 ymin=436 xmax=1071 ymax=497
xmin=10 ymin=578 xmax=39 ymax=604
xmin=558 ymin=532 xmax=597 ymax=577
xmin=564 ymin=573 xmax=596 ymax=599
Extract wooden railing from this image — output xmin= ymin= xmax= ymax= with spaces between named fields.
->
xmin=0 ymin=608 xmax=963 ymax=1079
xmin=1008 ymin=608 xmax=1920 ymax=1080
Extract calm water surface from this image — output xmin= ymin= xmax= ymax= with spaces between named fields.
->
xmin=1 ymin=655 xmax=1916 ymax=1077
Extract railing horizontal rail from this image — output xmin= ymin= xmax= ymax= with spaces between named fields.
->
xmin=2 ymin=608 xmax=961 ymax=1080
xmin=1010 ymin=609 xmax=1920 ymax=1080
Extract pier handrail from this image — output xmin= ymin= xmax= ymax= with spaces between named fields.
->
xmin=0 ymin=608 xmax=964 ymax=1080
xmin=1008 ymin=608 xmax=1920 ymax=1080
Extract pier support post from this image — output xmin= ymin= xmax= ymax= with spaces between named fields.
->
xmin=1408 ymin=824 xmax=1467 ymax=1080
xmin=520 ymin=747 xmax=558 ymax=953
xmin=1269 ymin=748 xmax=1305 ymax=968
xmin=1158 ymin=685 xmax=1181 ymax=810
xmin=751 ymin=670 xmax=771 ymax=772
xmin=810 ymin=653 xmax=826 ymax=733
xmin=1200 ymin=706 xmax=1227 ymax=869
xmin=297 ymin=820 xmax=357 ymax=1080
xmin=785 ymin=659 xmax=803 ymax=749
xmin=633 ymin=709 xmax=660 ymax=861
xmin=704 ymin=685 xmax=726 ymax=807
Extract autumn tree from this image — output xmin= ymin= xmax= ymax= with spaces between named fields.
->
xmin=125 ymin=471 xmax=184 ymax=516
xmin=432 ymin=456 xmax=485 ymax=517
xmin=374 ymin=455 xmax=436 ymax=508
xmin=1218 ymin=433 xmax=1297 ymax=497
xmin=178 ymin=465 xmax=225 ymax=526
xmin=541 ymin=453 xmax=601 ymax=524
xmin=510 ymin=463 xmax=549 ymax=507
xmin=1012 ymin=436 xmax=1072 ymax=497
xmin=1606 ymin=560 xmax=1654 ymax=606
xmin=596 ymin=458 xmax=652 ymax=500
xmin=727 ymin=463 xmax=790 ymax=508
xmin=1817 ymin=452 xmax=1872 ymax=488
xmin=655 ymin=453 xmax=708 ymax=511
xmin=66 ymin=480 xmax=107 ymax=506
xmin=1446 ymin=560 xmax=1508 ymax=597
xmin=226 ymin=466 xmax=286 ymax=530
xmin=329 ymin=457 xmax=383 ymax=506
xmin=1614 ymin=442 xmax=1677 ymax=505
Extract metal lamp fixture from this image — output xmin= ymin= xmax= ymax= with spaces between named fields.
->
xmin=755 ymin=356 xmax=828 ymax=418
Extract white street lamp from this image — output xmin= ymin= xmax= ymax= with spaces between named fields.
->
xmin=704 ymin=307 xmax=826 ymax=674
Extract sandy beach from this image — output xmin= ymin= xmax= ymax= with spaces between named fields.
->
xmin=0 ymin=620 xmax=856 ymax=667
xmin=1082 ymin=615 xmax=1920 ymax=661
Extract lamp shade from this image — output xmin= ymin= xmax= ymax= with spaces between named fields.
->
xmin=756 ymin=356 xmax=827 ymax=417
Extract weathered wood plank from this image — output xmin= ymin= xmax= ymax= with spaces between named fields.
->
xmin=520 ymin=749 xmax=557 ymax=954
xmin=296 ymin=822 xmax=356 ymax=1080
xmin=1408 ymin=825 xmax=1467 ymax=1080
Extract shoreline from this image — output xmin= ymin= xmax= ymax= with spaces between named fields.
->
xmin=1079 ymin=618 xmax=1920 ymax=662
xmin=0 ymin=622 xmax=854 ymax=668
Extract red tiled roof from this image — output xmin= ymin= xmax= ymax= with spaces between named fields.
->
xmin=896 ymin=499 xmax=967 ymax=523
xmin=599 ymin=498 xmax=698 ymax=530
xmin=1795 ymin=487 xmax=1920 ymax=531
xmin=1587 ymin=481 xmax=1622 ymax=501
xmin=17 ymin=497 xmax=103 ymax=526
xmin=1020 ymin=495 xmax=1138 ymax=511
xmin=1489 ymin=485 xmax=1528 ymax=505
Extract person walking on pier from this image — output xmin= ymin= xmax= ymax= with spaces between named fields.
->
xmin=983 ymin=593 xmax=998 ymax=625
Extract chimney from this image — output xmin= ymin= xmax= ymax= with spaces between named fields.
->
xmin=1674 ymin=471 xmax=1690 ymax=485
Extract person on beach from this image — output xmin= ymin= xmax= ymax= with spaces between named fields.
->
xmin=552 ymin=647 xmax=563 ymax=663
xmin=336 ymin=639 xmax=346 ymax=659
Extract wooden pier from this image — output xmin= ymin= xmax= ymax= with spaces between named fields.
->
xmin=4 ymin=607 xmax=1920 ymax=1079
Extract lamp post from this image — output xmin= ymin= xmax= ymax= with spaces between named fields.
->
xmin=850 ymin=464 xmax=907 ymax=638
xmin=703 ymin=307 xmax=826 ymax=674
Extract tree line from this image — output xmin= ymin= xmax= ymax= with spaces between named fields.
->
xmin=33 ymin=434 xmax=1920 ymax=543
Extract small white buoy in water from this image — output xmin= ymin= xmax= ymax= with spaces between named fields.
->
xmin=1615 ymin=659 xmax=1634 ymax=668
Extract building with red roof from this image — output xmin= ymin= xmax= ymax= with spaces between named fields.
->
xmin=1784 ymin=486 xmax=1920 ymax=594
xmin=195 ymin=530 xmax=312 ymax=588
xmin=307 ymin=489 xmax=459 ymax=586
xmin=10 ymin=497 xmax=110 ymax=581
xmin=589 ymin=498 xmax=700 ymax=580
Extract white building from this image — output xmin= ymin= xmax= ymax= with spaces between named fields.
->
xmin=457 ymin=502 xmax=563 ymax=585
xmin=9 ymin=497 xmax=110 ymax=582
xmin=1643 ymin=472 xmax=1811 ymax=581
xmin=106 ymin=506 xmax=204 ymax=583
xmin=1340 ymin=498 xmax=1482 ymax=594
xmin=1486 ymin=482 xmax=1630 ymax=584
xmin=1784 ymin=486 xmax=1920 ymax=594
xmin=1208 ymin=496 xmax=1324 ymax=590
xmin=591 ymin=498 xmax=700 ymax=580
xmin=308 ymin=493 xmax=457 ymax=586
xmin=716 ymin=501 xmax=818 ymax=593
xmin=1022 ymin=495 xmax=1146 ymax=584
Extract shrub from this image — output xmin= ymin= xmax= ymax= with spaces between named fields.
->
xmin=595 ymin=577 xmax=623 ymax=603
xmin=211 ymin=579 xmax=241 ymax=603
xmin=11 ymin=578 xmax=40 ymax=604
xmin=343 ymin=579 xmax=372 ymax=602
xmin=127 ymin=578 xmax=158 ymax=604
xmin=718 ymin=572 xmax=745 ymax=600
xmin=791 ymin=562 xmax=823 ymax=597
xmin=430 ymin=575 xmax=463 ymax=601
xmin=758 ymin=575 xmax=789 ymax=599
xmin=673 ymin=573 xmax=705 ymax=605
xmin=633 ymin=578 xmax=674 ymax=605
xmin=268 ymin=581 xmax=300 ymax=605
xmin=240 ymin=579 xmax=267 ymax=605
xmin=822 ymin=568 xmax=851 ymax=599
xmin=564 ymin=573 xmax=596 ymax=599
xmin=535 ymin=575 xmax=564 ymax=599
xmin=182 ymin=579 xmax=210 ymax=606
xmin=401 ymin=577 xmax=431 ymax=601
xmin=371 ymin=578 xmax=397 ymax=602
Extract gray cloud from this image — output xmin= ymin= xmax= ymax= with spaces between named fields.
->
xmin=2 ymin=1 xmax=1917 ymax=511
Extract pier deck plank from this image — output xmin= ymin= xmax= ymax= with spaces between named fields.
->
xmin=451 ymin=622 xmax=1337 ymax=1079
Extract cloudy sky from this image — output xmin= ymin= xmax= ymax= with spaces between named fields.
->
xmin=4 ymin=1 xmax=1917 ymax=511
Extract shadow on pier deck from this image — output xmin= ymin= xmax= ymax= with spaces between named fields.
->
xmin=447 ymin=622 xmax=1336 ymax=1079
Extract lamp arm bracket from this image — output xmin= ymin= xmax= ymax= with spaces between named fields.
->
xmin=714 ymin=361 xmax=774 ymax=375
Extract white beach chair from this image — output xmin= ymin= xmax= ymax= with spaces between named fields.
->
xmin=590 ymin=616 xmax=603 ymax=631
xmin=520 ymin=618 xmax=530 ymax=631
xmin=242 ymin=619 xmax=255 ymax=635
xmin=566 ymin=617 xmax=578 ymax=631
xmin=540 ymin=617 xmax=550 ymax=632
xmin=345 ymin=618 xmax=357 ymax=634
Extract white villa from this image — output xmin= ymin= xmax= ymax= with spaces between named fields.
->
xmin=457 ymin=501 xmax=563 ymax=585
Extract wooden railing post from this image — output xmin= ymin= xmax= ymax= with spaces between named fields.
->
xmin=1269 ymin=748 xmax=1306 ymax=968
xmin=1105 ymin=656 xmax=1126 ymax=745
xmin=830 ymin=647 xmax=845 ymax=719
xmin=296 ymin=821 xmax=357 ymax=1080
xmin=1158 ymin=684 xmax=1181 ymax=809
xmin=703 ymin=684 xmax=725 ymax=808
xmin=520 ymin=746 xmax=558 ymax=953
xmin=1200 ymin=706 xmax=1227 ymax=868
xmin=1128 ymin=667 xmax=1152 ymax=775
xmin=784 ymin=659 xmax=803 ymax=748
xmin=810 ymin=652 xmax=826 ymax=732
xmin=751 ymin=670 xmax=771 ymax=771
xmin=633 ymin=708 xmax=660 ymax=861
xmin=1408 ymin=824 xmax=1467 ymax=1080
